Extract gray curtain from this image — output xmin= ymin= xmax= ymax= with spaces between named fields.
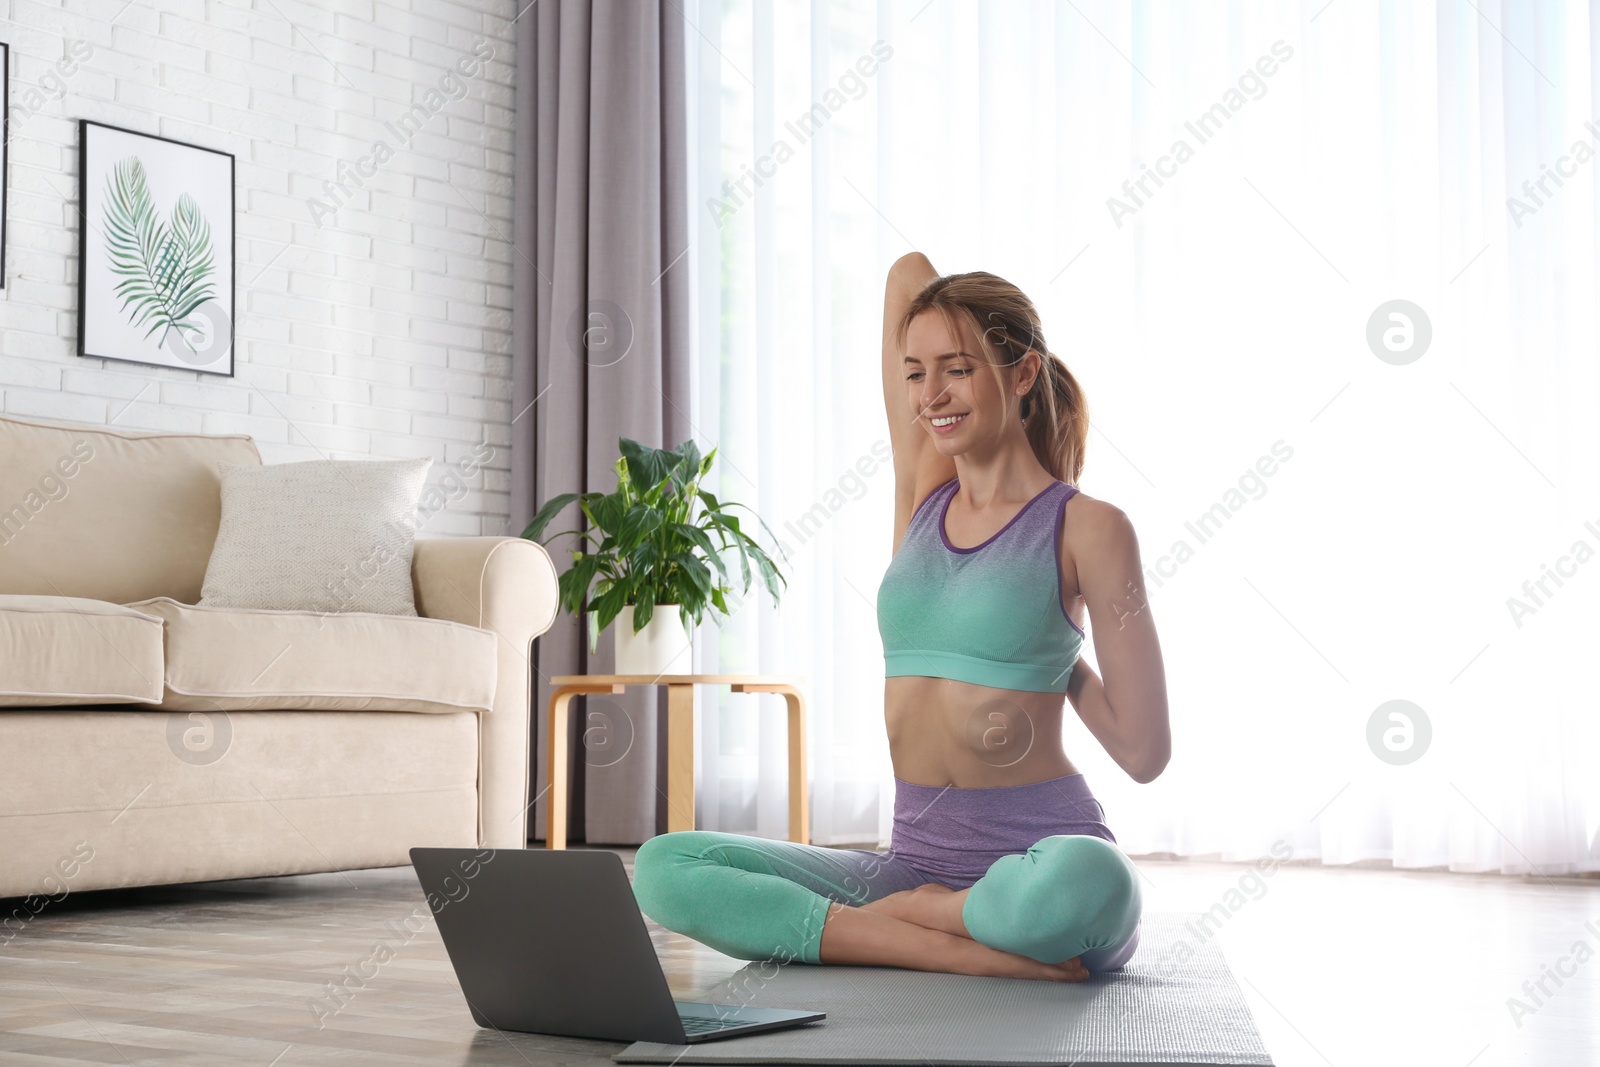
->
xmin=510 ymin=0 xmax=692 ymax=845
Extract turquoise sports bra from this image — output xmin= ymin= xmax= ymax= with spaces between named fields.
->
xmin=876 ymin=477 xmax=1086 ymax=694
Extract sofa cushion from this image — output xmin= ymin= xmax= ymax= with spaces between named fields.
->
xmin=200 ymin=457 xmax=432 ymax=615
xmin=0 ymin=413 xmax=261 ymax=604
xmin=0 ymin=709 xmax=479 ymax=897
xmin=0 ymin=595 xmax=164 ymax=706
xmin=126 ymin=597 xmax=496 ymax=714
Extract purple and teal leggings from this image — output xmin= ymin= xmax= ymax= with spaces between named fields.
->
xmin=630 ymin=772 xmax=1142 ymax=972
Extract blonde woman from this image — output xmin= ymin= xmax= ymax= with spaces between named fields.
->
xmin=632 ymin=252 xmax=1170 ymax=982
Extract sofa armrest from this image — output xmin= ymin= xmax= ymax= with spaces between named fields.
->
xmin=412 ymin=536 xmax=559 ymax=849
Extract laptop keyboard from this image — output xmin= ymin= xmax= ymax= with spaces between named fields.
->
xmin=680 ymin=1014 xmax=748 ymax=1034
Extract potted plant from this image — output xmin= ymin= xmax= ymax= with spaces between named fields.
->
xmin=521 ymin=436 xmax=786 ymax=675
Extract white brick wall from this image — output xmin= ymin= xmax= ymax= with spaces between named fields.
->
xmin=0 ymin=0 xmax=517 ymax=536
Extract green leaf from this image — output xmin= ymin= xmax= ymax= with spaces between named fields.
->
xmin=103 ymin=159 xmax=218 ymax=357
xmin=628 ymin=541 xmax=660 ymax=590
xmin=722 ymin=498 xmax=786 ymax=558
xmin=521 ymin=491 xmax=582 ymax=540
xmin=673 ymin=523 xmax=728 ymax=582
xmin=743 ymin=536 xmax=785 ymax=579
xmin=696 ymin=491 xmax=749 ymax=583
xmin=674 ymin=437 xmax=702 ymax=472
xmin=571 ymin=555 xmax=602 ymax=609
xmin=669 ymin=438 xmax=702 ymax=491
xmin=591 ymin=581 xmax=632 ymax=650
xmin=717 ymin=513 xmax=752 ymax=590
xmin=619 ymin=437 xmax=671 ymax=496
xmin=673 ymin=552 xmax=714 ymax=599
xmin=616 ymin=503 xmax=662 ymax=550
xmin=586 ymin=493 xmax=626 ymax=535
xmin=752 ymin=546 xmax=783 ymax=601
xmin=556 ymin=565 xmax=584 ymax=616
xmin=631 ymin=593 xmax=654 ymax=633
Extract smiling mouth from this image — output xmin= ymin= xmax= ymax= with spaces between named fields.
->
xmin=929 ymin=413 xmax=968 ymax=428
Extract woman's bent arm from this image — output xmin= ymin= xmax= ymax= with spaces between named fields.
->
xmin=1065 ymin=501 xmax=1171 ymax=783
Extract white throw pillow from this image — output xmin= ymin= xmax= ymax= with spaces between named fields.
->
xmin=199 ymin=457 xmax=432 ymax=615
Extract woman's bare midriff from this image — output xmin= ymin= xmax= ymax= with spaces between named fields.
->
xmin=884 ymin=674 xmax=1081 ymax=788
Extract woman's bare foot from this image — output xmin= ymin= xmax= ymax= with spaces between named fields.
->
xmin=859 ymin=883 xmax=971 ymax=938
xmin=821 ymin=901 xmax=1089 ymax=982
xmin=974 ymin=944 xmax=1089 ymax=982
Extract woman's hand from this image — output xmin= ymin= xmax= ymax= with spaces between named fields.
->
xmin=1064 ymin=654 xmax=1102 ymax=714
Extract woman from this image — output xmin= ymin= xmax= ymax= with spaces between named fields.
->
xmin=632 ymin=252 xmax=1170 ymax=983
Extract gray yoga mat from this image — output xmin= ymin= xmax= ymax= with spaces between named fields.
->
xmin=615 ymin=912 xmax=1273 ymax=1065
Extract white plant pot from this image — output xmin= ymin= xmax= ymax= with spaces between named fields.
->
xmin=613 ymin=603 xmax=693 ymax=676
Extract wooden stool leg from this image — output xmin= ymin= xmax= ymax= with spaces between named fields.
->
xmin=779 ymin=687 xmax=809 ymax=844
xmin=546 ymin=688 xmax=579 ymax=850
xmin=665 ymin=683 xmax=697 ymax=833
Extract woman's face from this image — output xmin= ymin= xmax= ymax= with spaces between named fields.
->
xmin=903 ymin=309 xmax=1030 ymax=453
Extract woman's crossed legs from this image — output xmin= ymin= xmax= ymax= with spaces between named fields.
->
xmin=630 ymin=830 xmax=1141 ymax=981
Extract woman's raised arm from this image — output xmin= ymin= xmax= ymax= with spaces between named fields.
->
xmin=883 ymin=252 xmax=941 ymax=553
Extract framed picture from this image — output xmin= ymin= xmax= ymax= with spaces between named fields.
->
xmin=77 ymin=120 xmax=235 ymax=376
xmin=1 ymin=41 xmax=9 ymax=291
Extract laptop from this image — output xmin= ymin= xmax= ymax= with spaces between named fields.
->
xmin=409 ymin=846 xmax=827 ymax=1043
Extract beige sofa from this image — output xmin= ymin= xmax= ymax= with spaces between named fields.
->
xmin=0 ymin=414 xmax=558 ymax=900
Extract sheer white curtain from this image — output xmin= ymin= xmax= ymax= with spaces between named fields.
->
xmin=680 ymin=0 xmax=1600 ymax=874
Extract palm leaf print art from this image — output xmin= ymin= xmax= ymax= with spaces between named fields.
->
xmin=102 ymin=157 xmax=218 ymax=356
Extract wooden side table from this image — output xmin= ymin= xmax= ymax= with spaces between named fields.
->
xmin=544 ymin=674 xmax=808 ymax=850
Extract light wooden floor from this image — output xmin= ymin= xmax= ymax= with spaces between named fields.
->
xmin=1 ymin=846 xmax=1596 ymax=1065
